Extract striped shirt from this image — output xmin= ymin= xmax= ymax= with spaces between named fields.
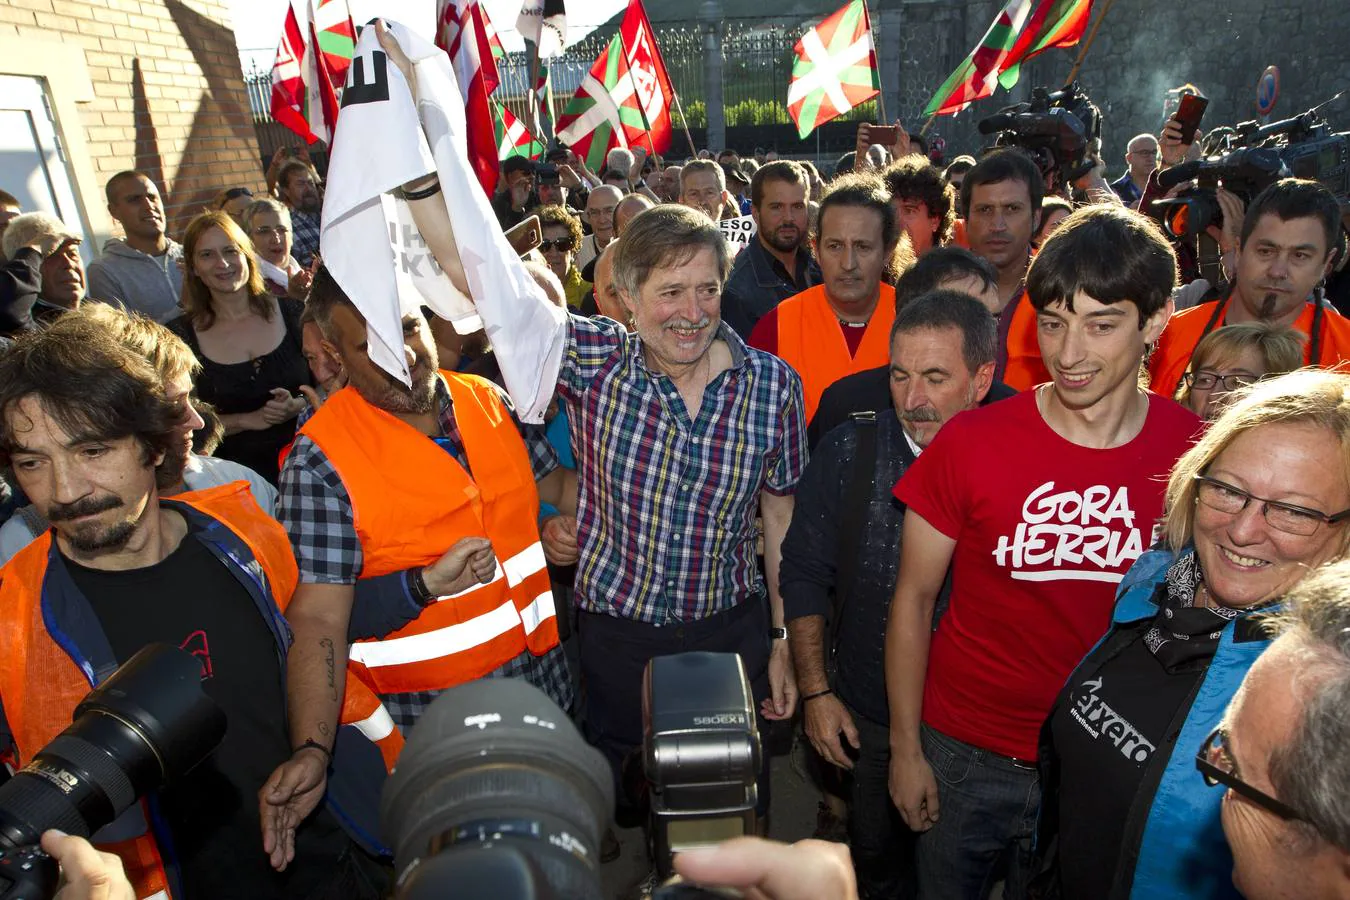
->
xmin=559 ymin=314 xmax=807 ymax=624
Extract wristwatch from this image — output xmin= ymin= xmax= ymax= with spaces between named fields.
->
xmin=769 ymin=626 xmax=788 ymax=641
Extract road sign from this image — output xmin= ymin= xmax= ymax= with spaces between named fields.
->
xmin=1256 ymin=66 xmax=1280 ymax=116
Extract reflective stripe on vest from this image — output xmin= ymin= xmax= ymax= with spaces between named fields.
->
xmin=300 ymin=372 xmax=559 ymax=696
xmin=775 ymin=283 xmax=896 ymax=423
xmin=0 ymin=482 xmax=402 ymax=898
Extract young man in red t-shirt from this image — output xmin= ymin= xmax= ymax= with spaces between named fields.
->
xmin=885 ymin=205 xmax=1200 ymax=899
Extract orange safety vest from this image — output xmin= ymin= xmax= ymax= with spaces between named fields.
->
xmin=299 ymin=371 xmax=558 ymax=696
xmin=1001 ymin=291 xmax=1051 ymax=391
xmin=1149 ymin=296 xmax=1350 ymax=399
xmin=775 ymin=283 xmax=897 ymax=423
xmin=0 ymin=481 xmax=401 ymax=899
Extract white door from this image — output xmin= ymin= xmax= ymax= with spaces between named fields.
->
xmin=0 ymin=74 xmax=93 ymax=262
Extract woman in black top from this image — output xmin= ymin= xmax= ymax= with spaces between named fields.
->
xmin=169 ymin=212 xmax=309 ymax=483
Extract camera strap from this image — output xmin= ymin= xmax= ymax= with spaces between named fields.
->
xmin=1195 ymin=292 xmax=1325 ymax=369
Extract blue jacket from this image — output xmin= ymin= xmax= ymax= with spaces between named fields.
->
xmin=1036 ymin=547 xmax=1270 ymax=900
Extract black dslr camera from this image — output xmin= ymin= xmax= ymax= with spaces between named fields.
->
xmin=1153 ymin=104 xmax=1350 ymax=240
xmin=978 ymin=82 xmax=1102 ymax=185
xmin=0 ymin=645 xmax=226 ymax=900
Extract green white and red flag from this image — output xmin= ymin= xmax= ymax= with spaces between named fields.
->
xmin=494 ymin=102 xmax=545 ymax=160
xmin=786 ymin=0 xmax=880 ymax=140
xmin=923 ymin=0 xmax=1092 ymax=116
xmin=555 ymin=0 xmax=675 ymax=167
xmin=311 ymin=0 xmax=357 ymax=85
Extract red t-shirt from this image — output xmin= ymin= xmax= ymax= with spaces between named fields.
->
xmin=747 ymin=305 xmax=868 ymax=357
xmin=893 ymin=389 xmax=1199 ymax=761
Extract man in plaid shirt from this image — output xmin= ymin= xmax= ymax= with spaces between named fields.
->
xmin=277 ymin=159 xmax=322 ymax=269
xmin=402 ymin=181 xmax=808 ymax=818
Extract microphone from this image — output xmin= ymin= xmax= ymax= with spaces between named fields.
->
xmin=1156 ymin=160 xmax=1204 ymax=190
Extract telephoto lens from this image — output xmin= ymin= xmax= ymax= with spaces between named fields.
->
xmin=0 ymin=644 xmax=226 ymax=849
xmin=380 ymin=679 xmax=614 ymax=900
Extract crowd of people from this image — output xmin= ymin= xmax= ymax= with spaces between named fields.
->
xmin=2 ymin=24 xmax=1350 ymax=900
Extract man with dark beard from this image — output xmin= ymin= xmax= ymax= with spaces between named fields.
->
xmin=277 ymin=159 xmax=324 ymax=268
xmin=1150 ymin=178 xmax=1350 ymax=397
xmin=721 ymin=160 xmax=821 ymax=338
xmin=0 ymin=309 xmax=388 ymax=900
xmin=261 ymin=268 xmax=575 ymax=858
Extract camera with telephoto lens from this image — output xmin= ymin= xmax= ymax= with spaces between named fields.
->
xmin=978 ymin=82 xmax=1102 ymax=185
xmin=1152 ymin=104 xmax=1350 ymax=240
xmin=0 ymin=644 xmax=226 ymax=900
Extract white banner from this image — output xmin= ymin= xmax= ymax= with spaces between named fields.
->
xmin=718 ymin=214 xmax=757 ymax=255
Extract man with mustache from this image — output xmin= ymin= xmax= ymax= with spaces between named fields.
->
xmin=0 ymin=309 xmax=390 ymax=899
xmin=0 ymin=304 xmax=275 ymax=565
xmin=721 ymin=161 xmax=822 ymax=339
xmin=750 ymin=173 xmax=901 ymax=425
xmin=782 ymin=289 xmax=999 ymax=897
xmin=1149 ymin=178 xmax=1350 ymax=398
xmin=86 ymin=171 xmax=184 ymax=323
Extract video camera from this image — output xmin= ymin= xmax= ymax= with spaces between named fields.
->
xmin=0 ymin=645 xmax=226 ymax=900
xmin=978 ymin=82 xmax=1103 ymax=185
xmin=1153 ymin=102 xmax=1350 ymax=239
xmin=381 ymin=653 xmax=762 ymax=900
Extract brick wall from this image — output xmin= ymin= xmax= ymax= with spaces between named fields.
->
xmin=0 ymin=0 xmax=266 ymax=239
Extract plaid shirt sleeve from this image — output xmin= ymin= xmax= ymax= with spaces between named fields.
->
xmin=486 ymin=381 xmax=559 ymax=481
xmin=764 ymin=366 xmax=809 ymax=495
xmin=558 ymin=313 xmax=624 ymax=403
xmin=277 ymin=435 xmax=363 ymax=584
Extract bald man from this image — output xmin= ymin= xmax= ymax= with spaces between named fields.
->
xmin=576 ymin=185 xmax=622 ymax=272
xmin=1110 ymin=134 xmax=1159 ymax=207
xmin=614 ymin=194 xmax=654 ymax=237
xmin=589 ymin=241 xmax=625 ymax=321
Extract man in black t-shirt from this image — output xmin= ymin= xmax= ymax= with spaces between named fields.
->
xmin=0 ymin=310 xmax=386 ymax=900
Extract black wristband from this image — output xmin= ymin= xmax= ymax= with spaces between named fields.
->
xmin=410 ymin=566 xmax=436 ymax=606
xmin=397 ymin=178 xmax=441 ymax=202
xmin=801 ymin=689 xmax=833 ymax=704
xmin=294 ymin=738 xmax=332 ymax=762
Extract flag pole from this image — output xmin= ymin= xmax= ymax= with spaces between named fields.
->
xmin=526 ymin=38 xmax=544 ymax=142
xmin=864 ymin=0 xmax=886 ymax=123
xmin=1063 ymin=0 xmax=1118 ymax=85
xmin=672 ymin=93 xmax=699 ymax=159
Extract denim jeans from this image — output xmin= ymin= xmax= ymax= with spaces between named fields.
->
xmin=846 ymin=705 xmax=917 ymax=900
xmin=915 ymin=724 xmax=1041 ymax=900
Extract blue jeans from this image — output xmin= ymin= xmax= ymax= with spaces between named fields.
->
xmin=846 ymin=705 xmax=916 ymax=900
xmin=916 ymin=725 xmax=1040 ymax=900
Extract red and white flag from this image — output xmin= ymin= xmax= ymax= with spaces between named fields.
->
xmin=269 ymin=5 xmax=320 ymax=144
xmin=301 ymin=0 xmax=342 ymax=142
xmin=617 ymin=0 xmax=675 ymax=155
xmin=436 ymin=0 xmax=502 ymax=196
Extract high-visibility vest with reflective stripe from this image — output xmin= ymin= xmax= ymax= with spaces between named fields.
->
xmin=775 ymin=283 xmax=896 ymax=423
xmin=299 ymin=371 xmax=559 ymax=695
xmin=0 ymin=481 xmax=401 ymax=899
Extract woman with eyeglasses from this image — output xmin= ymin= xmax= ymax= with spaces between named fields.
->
xmin=1032 ymin=370 xmax=1350 ymax=900
xmin=241 ymin=197 xmax=312 ymax=302
xmin=1174 ymin=322 xmax=1304 ymax=421
xmin=535 ymin=204 xmax=590 ymax=310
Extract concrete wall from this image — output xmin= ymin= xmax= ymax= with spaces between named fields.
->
xmin=0 ymin=0 xmax=266 ymax=245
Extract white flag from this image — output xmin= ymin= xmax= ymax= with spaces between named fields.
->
xmin=321 ymin=21 xmax=565 ymax=421
xmin=516 ymin=0 xmax=567 ymax=59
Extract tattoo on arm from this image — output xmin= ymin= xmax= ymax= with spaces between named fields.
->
xmin=320 ymin=637 xmax=337 ymax=701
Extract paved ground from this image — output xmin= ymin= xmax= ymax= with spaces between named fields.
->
xmin=600 ymin=729 xmax=823 ymax=900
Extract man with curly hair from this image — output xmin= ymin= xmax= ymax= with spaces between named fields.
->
xmin=883 ymin=156 xmax=956 ymax=257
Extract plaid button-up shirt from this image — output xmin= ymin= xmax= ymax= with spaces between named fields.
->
xmin=559 ymin=314 xmax=807 ymax=624
xmin=289 ymin=208 xmax=321 ymax=269
xmin=277 ymin=379 xmax=570 ymax=729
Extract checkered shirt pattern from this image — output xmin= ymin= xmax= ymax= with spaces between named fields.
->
xmin=278 ymin=377 xmax=564 ymax=726
xmin=558 ymin=314 xmax=807 ymax=624
xmin=289 ymin=208 xmax=321 ymax=268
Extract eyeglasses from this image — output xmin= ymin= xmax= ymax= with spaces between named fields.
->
xmin=1196 ymin=726 xmax=1305 ymax=822
xmin=1183 ymin=370 xmax=1255 ymax=392
xmin=539 ymin=238 xmax=575 ymax=253
xmin=1193 ymin=474 xmax=1350 ymax=536
xmin=222 ymin=187 xmax=253 ymax=200
xmin=252 ymin=225 xmax=290 ymax=238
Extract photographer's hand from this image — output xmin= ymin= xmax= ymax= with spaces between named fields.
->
xmin=674 ymin=837 xmax=859 ymax=900
xmin=42 ymin=830 xmax=135 ymax=900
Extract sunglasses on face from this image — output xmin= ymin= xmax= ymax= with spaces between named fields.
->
xmin=539 ymin=239 xmax=574 ymax=253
